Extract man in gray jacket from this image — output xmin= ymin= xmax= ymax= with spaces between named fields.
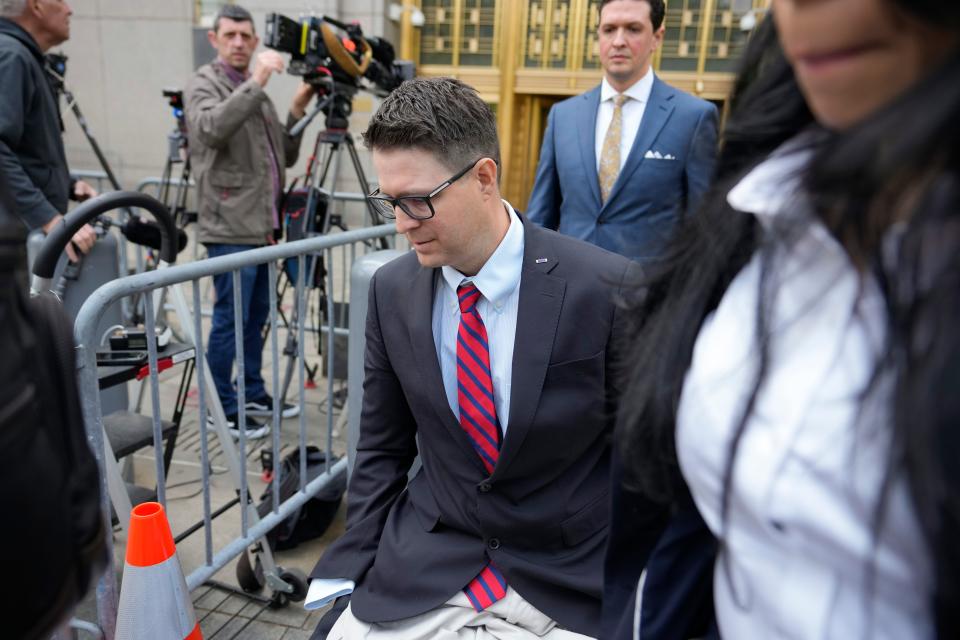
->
xmin=185 ymin=4 xmax=313 ymax=437
xmin=0 ymin=0 xmax=97 ymax=261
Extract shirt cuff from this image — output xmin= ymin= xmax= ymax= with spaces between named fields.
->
xmin=305 ymin=578 xmax=355 ymax=610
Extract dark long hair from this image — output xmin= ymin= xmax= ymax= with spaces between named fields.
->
xmin=618 ymin=3 xmax=960 ymax=637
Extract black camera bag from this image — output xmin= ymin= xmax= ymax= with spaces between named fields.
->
xmin=257 ymin=446 xmax=346 ymax=551
xmin=235 ymin=446 xmax=346 ymax=593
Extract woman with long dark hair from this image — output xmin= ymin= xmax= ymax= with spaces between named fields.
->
xmin=616 ymin=0 xmax=960 ymax=637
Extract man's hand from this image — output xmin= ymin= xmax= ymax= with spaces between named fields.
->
xmin=73 ymin=180 xmax=98 ymax=202
xmin=290 ymin=82 xmax=315 ymax=120
xmin=41 ymin=214 xmax=98 ymax=262
xmin=252 ymin=51 xmax=285 ymax=88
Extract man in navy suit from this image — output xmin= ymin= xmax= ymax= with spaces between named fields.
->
xmin=527 ymin=0 xmax=718 ymax=262
xmin=307 ymin=77 xmax=636 ymax=639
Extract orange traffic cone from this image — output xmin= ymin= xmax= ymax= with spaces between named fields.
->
xmin=115 ymin=502 xmax=202 ymax=639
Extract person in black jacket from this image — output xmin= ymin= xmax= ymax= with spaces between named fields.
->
xmin=0 ymin=0 xmax=96 ymax=260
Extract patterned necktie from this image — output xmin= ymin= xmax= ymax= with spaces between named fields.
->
xmin=456 ymin=283 xmax=508 ymax=610
xmin=598 ymin=93 xmax=629 ymax=204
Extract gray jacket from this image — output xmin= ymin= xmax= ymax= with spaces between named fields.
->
xmin=0 ymin=19 xmax=71 ymax=231
xmin=185 ymin=62 xmax=303 ymax=245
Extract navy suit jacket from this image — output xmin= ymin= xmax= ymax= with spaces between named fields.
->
xmin=311 ymin=215 xmax=636 ymax=635
xmin=527 ymin=77 xmax=718 ymax=262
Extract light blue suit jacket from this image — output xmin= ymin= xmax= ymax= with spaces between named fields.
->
xmin=526 ymin=77 xmax=719 ymax=262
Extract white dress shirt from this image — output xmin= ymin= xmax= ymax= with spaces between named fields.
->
xmin=434 ymin=202 xmax=523 ymax=433
xmin=306 ymin=201 xmax=524 ymax=611
xmin=675 ymin=133 xmax=933 ymax=639
xmin=595 ymin=68 xmax=655 ymax=173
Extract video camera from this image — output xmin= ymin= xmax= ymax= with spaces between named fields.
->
xmin=162 ymin=88 xmax=188 ymax=146
xmin=264 ymin=13 xmax=414 ymax=101
xmin=163 ymin=88 xmax=184 ymax=118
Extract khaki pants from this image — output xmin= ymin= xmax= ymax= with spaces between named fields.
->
xmin=328 ymin=588 xmax=595 ymax=640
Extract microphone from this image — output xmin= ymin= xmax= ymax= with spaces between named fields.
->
xmin=120 ymin=216 xmax=188 ymax=253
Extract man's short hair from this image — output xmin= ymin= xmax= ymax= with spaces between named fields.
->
xmin=0 ymin=0 xmax=28 ymax=19
xmin=213 ymin=4 xmax=255 ymax=34
xmin=363 ymin=77 xmax=500 ymax=172
xmin=599 ymin=0 xmax=666 ymax=31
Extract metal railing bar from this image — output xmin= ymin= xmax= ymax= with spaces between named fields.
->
xmin=192 ymin=278 xmax=214 ymax=565
xmin=268 ymin=260 xmax=281 ymax=515
xmin=233 ymin=269 xmax=248 ymax=538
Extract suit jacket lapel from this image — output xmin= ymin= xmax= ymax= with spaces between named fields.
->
xmin=601 ymin=77 xmax=676 ymax=211
xmin=577 ymin=86 xmax=603 ymax=212
xmin=493 ymin=219 xmax=565 ymax=479
xmin=407 ymin=266 xmax=488 ymax=473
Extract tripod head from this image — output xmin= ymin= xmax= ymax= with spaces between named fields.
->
xmin=320 ymin=86 xmax=355 ymax=132
xmin=163 ymin=89 xmax=185 ymax=123
xmin=288 ymin=79 xmax=358 ymax=138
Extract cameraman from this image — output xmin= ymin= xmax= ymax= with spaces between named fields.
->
xmin=185 ymin=4 xmax=313 ymax=438
xmin=0 ymin=0 xmax=98 ymax=262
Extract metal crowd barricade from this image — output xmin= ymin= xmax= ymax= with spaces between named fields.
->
xmin=73 ymin=223 xmax=400 ymax=637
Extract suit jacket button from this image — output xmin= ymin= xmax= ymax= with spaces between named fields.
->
xmin=478 ymin=482 xmax=492 ymax=493
xmin=488 ymin=538 xmax=501 ymax=550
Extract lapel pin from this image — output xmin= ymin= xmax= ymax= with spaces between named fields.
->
xmin=535 ymin=258 xmax=548 ymax=264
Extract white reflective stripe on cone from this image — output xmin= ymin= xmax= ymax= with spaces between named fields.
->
xmin=115 ymin=553 xmax=201 ymax=639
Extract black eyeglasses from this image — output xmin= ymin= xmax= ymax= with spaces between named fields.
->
xmin=366 ymin=158 xmax=484 ymax=221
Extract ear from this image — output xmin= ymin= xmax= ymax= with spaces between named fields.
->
xmin=252 ymin=34 xmax=261 ymax=50
xmin=207 ymin=30 xmax=217 ymax=49
xmin=652 ymin=24 xmax=665 ymax=51
xmin=475 ymin=158 xmax=499 ymax=197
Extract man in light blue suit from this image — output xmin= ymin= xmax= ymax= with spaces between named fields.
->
xmin=527 ymin=0 xmax=718 ymax=262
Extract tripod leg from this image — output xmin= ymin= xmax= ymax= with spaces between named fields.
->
xmin=334 ymin=401 xmax=348 ymax=437
xmin=158 ymin=157 xmax=172 ymax=208
xmin=173 ymin=157 xmax=191 ymax=225
xmin=279 ymin=330 xmax=299 ymax=406
xmin=279 ymin=248 xmax=325 ymax=401
xmin=277 ymin=263 xmax=301 ymax=403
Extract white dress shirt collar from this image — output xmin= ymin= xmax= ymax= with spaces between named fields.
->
xmin=600 ymin=67 xmax=655 ymax=105
xmin=726 ymin=129 xmax=829 ymax=226
xmin=726 ymin=129 xmax=844 ymax=254
xmin=441 ymin=201 xmax=523 ymax=310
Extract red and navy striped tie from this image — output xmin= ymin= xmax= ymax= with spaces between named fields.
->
xmin=456 ymin=282 xmax=508 ymax=610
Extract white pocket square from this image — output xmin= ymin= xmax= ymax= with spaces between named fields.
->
xmin=644 ymin=150 xmax=675 ymax=160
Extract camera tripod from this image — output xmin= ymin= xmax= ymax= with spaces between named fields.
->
xmin=157 ymin=91 xmax=195 ymax=238
xmin=273 ymin=90 xmax=389 ymax=411
xmin=118 ymin=92 xmax=196 ymax=334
